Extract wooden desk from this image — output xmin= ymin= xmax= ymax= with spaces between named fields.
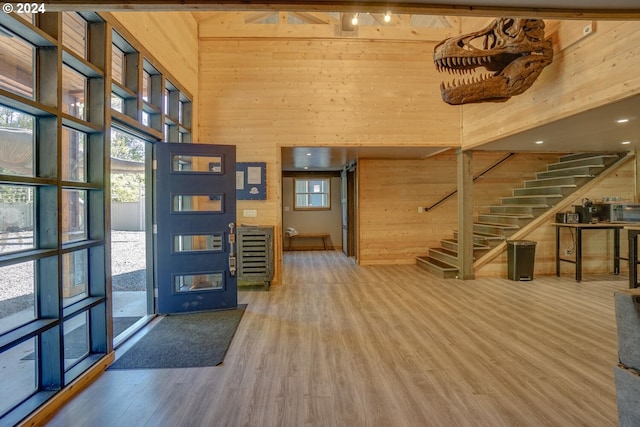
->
xmin=287 ymin=233 xmax=330 ymax=251
xmin=625 ymin=225 xmax=640 ymax=288
xmin=553 ymin=222 xmax=624 ymax=282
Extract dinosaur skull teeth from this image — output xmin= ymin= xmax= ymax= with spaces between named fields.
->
xmin=439 ymin=73 xmax=495 ymax=90
xmin=435 ymin=56 xmax=492 ymax=71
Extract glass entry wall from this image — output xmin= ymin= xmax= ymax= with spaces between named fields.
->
xmin=0 ymin=10 xmax=193 ymax=424
xmin=110 ymin=128 xmax=152 ymax=344
xmin=0 ymin=12 xmax=109 ymax=424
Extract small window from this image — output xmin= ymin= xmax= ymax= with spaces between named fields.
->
xmin=62 ymin=12 xmax=87 ymax=58
xmin=294 ymin=178 xmax=330 ymax=210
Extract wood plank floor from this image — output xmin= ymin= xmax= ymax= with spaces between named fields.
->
xmin=44 ymin=251 xmax=624 ymax=427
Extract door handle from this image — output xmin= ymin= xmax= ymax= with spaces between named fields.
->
xmin=228 ymin=222 xmax=236 ymax=276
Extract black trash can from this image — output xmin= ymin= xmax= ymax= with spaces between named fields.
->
xmin=507 ymin=240 xmax=537 ymax=281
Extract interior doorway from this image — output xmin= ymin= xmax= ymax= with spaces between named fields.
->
xmin=110 ymin=127 xmax=154 ymax=346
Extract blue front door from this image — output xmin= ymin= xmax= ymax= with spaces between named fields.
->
xmin=154 ymin=142 xmax=237 ymax=314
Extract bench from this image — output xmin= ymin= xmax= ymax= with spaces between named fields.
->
xmin=286 ymin=232 xmax=330 ymax=251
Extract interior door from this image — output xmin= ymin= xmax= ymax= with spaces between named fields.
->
xmin=154 ymin=142 xmax=237 ymax=314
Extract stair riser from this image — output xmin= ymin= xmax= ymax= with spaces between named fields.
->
xmin=513 ymin=186 xmax=576 ymax=197
xmin=440 ymin=240 xmax=490 ymax=253
xmin=536 ymin=166 xmax=602 ymax=179
xmin=501 ymin=196 xmax=560 ymax=205
xmin=453 ymin=232 xmax=504 ymax=247
xmin=428 ymin=249 xmax=458 ymax=265
xmin=489 ymin=206 xmax=547 ymax=216
xmin=525 ymin=176 xmax=592 ymax=188
xmin=474 ymin=224 xmax=517 ymax=237
xmin=416 ymin=257 xmax=458 ymax=279
xmin=476 ymin=215 xmax=532 ymax=226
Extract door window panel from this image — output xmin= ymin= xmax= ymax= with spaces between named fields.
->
xmin=172 ymin=155 xmax=223 ymax=173
xmin=172 ymin=194 xmax=223 ymax=213
xmin=173 ymin=234 xmax=223 ymax=253
xmin=174 ymin=272 xmax=224 ymax=292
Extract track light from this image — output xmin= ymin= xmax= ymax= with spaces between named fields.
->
xmin=351 ymin=13 xmax=358 ymax=26
xmin=384 ymin=12 xmax=391 ymax=22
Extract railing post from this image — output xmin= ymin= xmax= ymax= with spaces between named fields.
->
xmin=457 ymin=148 xmax=475 ymax=280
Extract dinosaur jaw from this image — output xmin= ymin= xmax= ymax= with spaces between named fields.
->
xmin=435 ymin=50 xmax=552 ymax=105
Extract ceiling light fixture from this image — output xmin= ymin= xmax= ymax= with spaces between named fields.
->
xmin=622 ymin=141 xmax=631 ymax=145
xmin=351 ymin=14 xmax=359 ymax=26
xmin=617 ymin=118 xmax=630 ymax=124
xmin=384 ymin=12 xmax=391 ymax=23
xmin=306 ymin=152 xmax=312 ymax=156
xmin=535 ymin=140 xmax=544 ymax=145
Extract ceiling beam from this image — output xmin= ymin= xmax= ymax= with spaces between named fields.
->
xmin=42 ymin=1 xmax=640 ymax=20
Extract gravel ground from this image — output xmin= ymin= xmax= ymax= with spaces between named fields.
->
xmin=0 ymin=231 xmax=147 ymax=318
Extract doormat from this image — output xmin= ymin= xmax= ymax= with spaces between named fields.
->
xmin=107 ymin=305 xmax=246 ymax=370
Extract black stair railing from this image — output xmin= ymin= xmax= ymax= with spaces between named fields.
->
xmin=424 ymin=153 xmax=515 ymax=212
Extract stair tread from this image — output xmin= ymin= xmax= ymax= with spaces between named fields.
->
xmin=479 ymin=213 xmax=534 ymax=218
xmin=441 ymin=238 xmax=491 ymax=249
xmin=550 ymin=154 xmax=619 ymax=167
xmin=430 ymin=247 xmax=457 ymax=256
xmin=487 ymin=204 xmax=549 ymax=208
xmin=526 ymin=174 xmax=593 ymax=183
xmin=475 ymin=222 xmax=520 ymax=229
xmin=504 ymin=194 xmax=564 ymax=199
xmin=541 ymin=164 xmax=605 ymax=172
xmin=514 ymin=184 xmax=578 ymax=190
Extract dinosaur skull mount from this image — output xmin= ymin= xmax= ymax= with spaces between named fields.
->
xmin=433 ymin=18 xmax=553 ymax=105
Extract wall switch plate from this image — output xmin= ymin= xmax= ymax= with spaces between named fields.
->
xmin=243 ymin=209 xmax=257 ymax=217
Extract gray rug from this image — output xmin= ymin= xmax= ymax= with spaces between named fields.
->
xmin=108 ymin=305 xmax=246 ymax=370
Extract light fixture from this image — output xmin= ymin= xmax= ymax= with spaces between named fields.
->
xmin=351 ymin=14 xmax=359 ymax=26
xmin=616 ymin=118 xmax=630 ymax=124
xmin=384 ymin=12 xmax=391 ymax=23
xmin=622 ymin=141 xmax=631 ymax=145
xmin=304 ymin=166 xmax=309 ymax=169
xmin=306 ymin=152 xmax=312 ymax=156
xmin=535 ymin=140 xmax=544 ymax=145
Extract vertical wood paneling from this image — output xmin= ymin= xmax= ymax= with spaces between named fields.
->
xmin=462 ymin=20 xmax=640 ymax=148
xmin=199 ymin=38 xmax=461 ymax=278
xmin=357 ymin=152 xmax=561 ymax=264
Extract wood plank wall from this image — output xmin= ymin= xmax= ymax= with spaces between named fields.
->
xmin=198 ymin=38 xmax=461 ymax=282
xmin=462 ymin=20 xmax=640 ymax=148
xmin=358 ymin=151 xmax=562 ymax=264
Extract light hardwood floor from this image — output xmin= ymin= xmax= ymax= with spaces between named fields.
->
xmin=44 ymin=251 xmax=624 ymax=427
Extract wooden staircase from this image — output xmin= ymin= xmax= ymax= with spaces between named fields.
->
xmin=416 ymin=152 xmax=626 ymax=278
